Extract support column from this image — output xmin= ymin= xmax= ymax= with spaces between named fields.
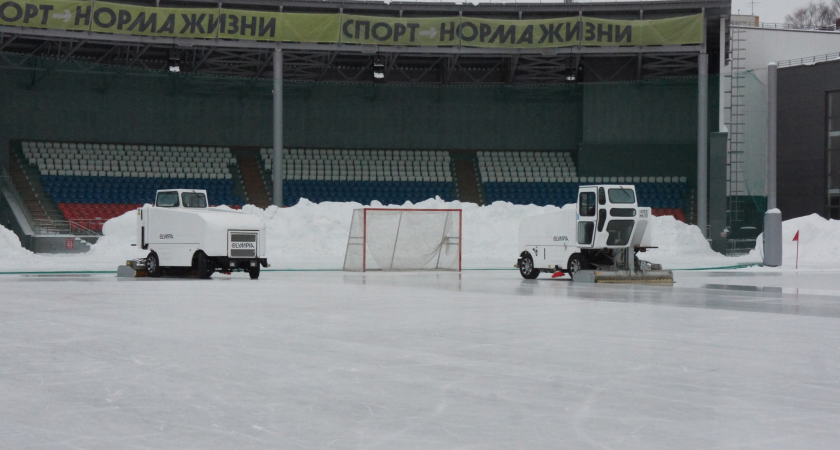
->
xmin=272 ymin=48 xmax=283 ymax=207
xmin=764 ymin=62 xmax=782 ymax=266
xmin=719 ymin=16 xmax=728 ymax=132
xmin=697 ymin=53 xmax=709 ymax=236
xmin=767 ymin=63 xmax=778 ymax=210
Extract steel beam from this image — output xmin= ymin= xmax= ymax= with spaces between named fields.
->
xmin=272 ymin=48 xmax=283 ymax=207
xmin=697 ymin=52 xmax=709 ymax=236
xmin=0 ymin=26 xmax=704 ymax=56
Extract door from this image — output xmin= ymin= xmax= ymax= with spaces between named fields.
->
xmin=577 ymin=188 xmax=597 ymax=248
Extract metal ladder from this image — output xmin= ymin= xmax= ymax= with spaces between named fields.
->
xmin=726 ymin=27 xmax=747 ymax=242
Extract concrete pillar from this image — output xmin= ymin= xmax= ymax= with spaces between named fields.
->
xmin=767 ymin=63 xmax=778 ymax=210
xmin=763 ymin=209 xmax=782 ymax=266
xmin=763 ymin=63 xmax=782 ymax=267
xmin=697 ymin=53 xmax=709 ymax=237
xmin=272 ymin=49 xmax=283 ymax=207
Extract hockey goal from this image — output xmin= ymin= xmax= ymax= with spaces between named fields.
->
xmin=343 ymin=209 xmax=462 ymax=272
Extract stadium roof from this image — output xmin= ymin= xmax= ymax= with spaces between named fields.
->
xmin=0 ymin=0 xmax=730 ymax=85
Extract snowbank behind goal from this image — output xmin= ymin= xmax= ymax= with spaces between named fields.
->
xmin=343 ymin=209 xmax=461 ymax=271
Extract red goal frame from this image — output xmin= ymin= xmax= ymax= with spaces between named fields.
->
xmin=362 ymin=208 xmax=462 ymax=272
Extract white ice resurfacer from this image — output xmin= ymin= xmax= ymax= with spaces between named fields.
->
xmin=120 ymin=189 xmax=268 ymax=279
xmin=516 ymin=184 xmax=673 ymax=284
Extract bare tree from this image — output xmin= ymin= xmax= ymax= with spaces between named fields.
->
xmin=785 ymin=0 xmax=839 ymax=28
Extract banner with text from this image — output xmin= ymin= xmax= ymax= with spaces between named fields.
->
xmin=581 ymin=14 xmax=703 ymax=47
xmin=0 ymin=0 xmax=90 ymax=31
xmin=0 ymin=0 xmax=705 ymax=48
xmin=458 ymin=16 xmax=582 ymax=48
xmin=340 ymin=15 xmax=451 ymax=46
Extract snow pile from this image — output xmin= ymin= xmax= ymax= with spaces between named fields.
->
xmin=752 ymin=213 xmax=840 ymax=269
xmin=0 ymin=224 xmax=33 ymax=261
xmin=238 ymin=198 xmax=563 ymax=270
xmin=645 ymin=215 xmax=758 ymax=269
xmin=83 ymin=210 xmax=148 ymax=264
xmin=16 ymin=198 xmax=840 ymax=273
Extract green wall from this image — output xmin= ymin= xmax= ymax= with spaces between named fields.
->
xmin=577 ymin=77 xmax=717 ymax=183
xmin=0 ymin=63 xmax=710 ymax=181
xmin=0 ymin=68 xmax=582 ymax=156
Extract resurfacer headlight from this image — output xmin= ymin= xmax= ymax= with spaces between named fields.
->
xmin=250 ymin=261 xmax=257 ymax=267
xmin=230 ymin=261 xmax=236 ymax=267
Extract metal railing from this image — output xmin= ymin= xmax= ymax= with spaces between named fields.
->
xmin=778 ymin=52 xmax=840 ymax=68
xmin=735 ymin=22 xmax=838 ymax=31
xmin=2 ymin=163 xmax=103 ymax=237
xmin=727 ymin=238 xmax=757 ymax=257
xmin=32 ymin=218 xmax=103 ymax=236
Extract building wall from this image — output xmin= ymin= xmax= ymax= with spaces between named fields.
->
xmin=777 ymin=60 xmax=840 ymax=219
xmin=738 ymin=27 xmax=840 ymax=84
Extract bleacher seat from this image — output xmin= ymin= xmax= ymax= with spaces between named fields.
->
xmin=258 ymin=148 xmax=455 ymax=205
xmin=477 ymin=151 xmax=577 ymax=183
xmin=20 ymin=141 xmax=245 ymax=226
xmin=478 ymin=150 xmax=689 ymax=221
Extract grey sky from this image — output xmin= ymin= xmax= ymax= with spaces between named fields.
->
xmin=731 ymin=0 xmax=816 ymax=23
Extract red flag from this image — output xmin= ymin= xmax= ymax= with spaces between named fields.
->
xmin=793 ymin=230 xmax=800 ymax=242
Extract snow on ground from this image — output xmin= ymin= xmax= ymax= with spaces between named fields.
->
xmin=752 ymin=213 xmax=840 ymax=270
xmin=5 ymin=198 xmax=840 ymax=273
xmin=0 ymin=222 xmax=34 ymax=261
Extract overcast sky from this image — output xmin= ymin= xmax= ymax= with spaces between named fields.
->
xmin=731 ymin=0 xmax=815 ymax=23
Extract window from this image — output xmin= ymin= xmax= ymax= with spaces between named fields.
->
xmin=828 ymin=91 xmax=840 ymax=219
xmin=611 ymin=208 xmax=637 ymax=217
xmin=606 ymin=220 xmax=635 ymax=246
xmin=181 ymin=192 xmax=207 ymax=208
xmin=578 ymin=221 xmax=595 ymax=245
xmin=579 ymin=192 xmax=596 ymax=216
xmin=155 ymin=191 xmax=179 ymax=207
xmin=598 ymin=187 xmax=606 ymax=205
xmin=608 ymin=188 xmax=636 ymax=204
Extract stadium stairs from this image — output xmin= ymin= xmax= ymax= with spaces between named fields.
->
xmin=231 ymin=150 xmax=271 ymax=208
xmin=9 ymin=149 xmax=64 ymax=228
xmin=451 ymin=151 xmax=483 ymax=205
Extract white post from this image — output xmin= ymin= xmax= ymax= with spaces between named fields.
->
xmin=272 ymin=48 xmax=283 ymax=207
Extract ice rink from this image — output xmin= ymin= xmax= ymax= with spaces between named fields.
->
xmin=2 ymin=269 xmax=839 ymax=449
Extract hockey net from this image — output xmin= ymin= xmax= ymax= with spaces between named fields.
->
xmin=343 ymin=209 xmax=462 ymax=272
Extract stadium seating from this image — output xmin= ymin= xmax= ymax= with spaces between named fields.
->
xmin=260 ymin=148 xmax=456 ymax=205
xmin=57 ymin=203 xmax=140 ymax=233
xmin=477 ymin=151 xmax=577 ymax=183
xmin=477 ymin=151 xmax=688 ymax=221
xmin=20 ymin=141 xmax=244 ymax=225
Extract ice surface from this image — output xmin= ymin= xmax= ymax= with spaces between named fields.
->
xmin=1 ymin=270 xmax=839 ymax=448
xmin=6 ymin=199 xmax=840 ymax=273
